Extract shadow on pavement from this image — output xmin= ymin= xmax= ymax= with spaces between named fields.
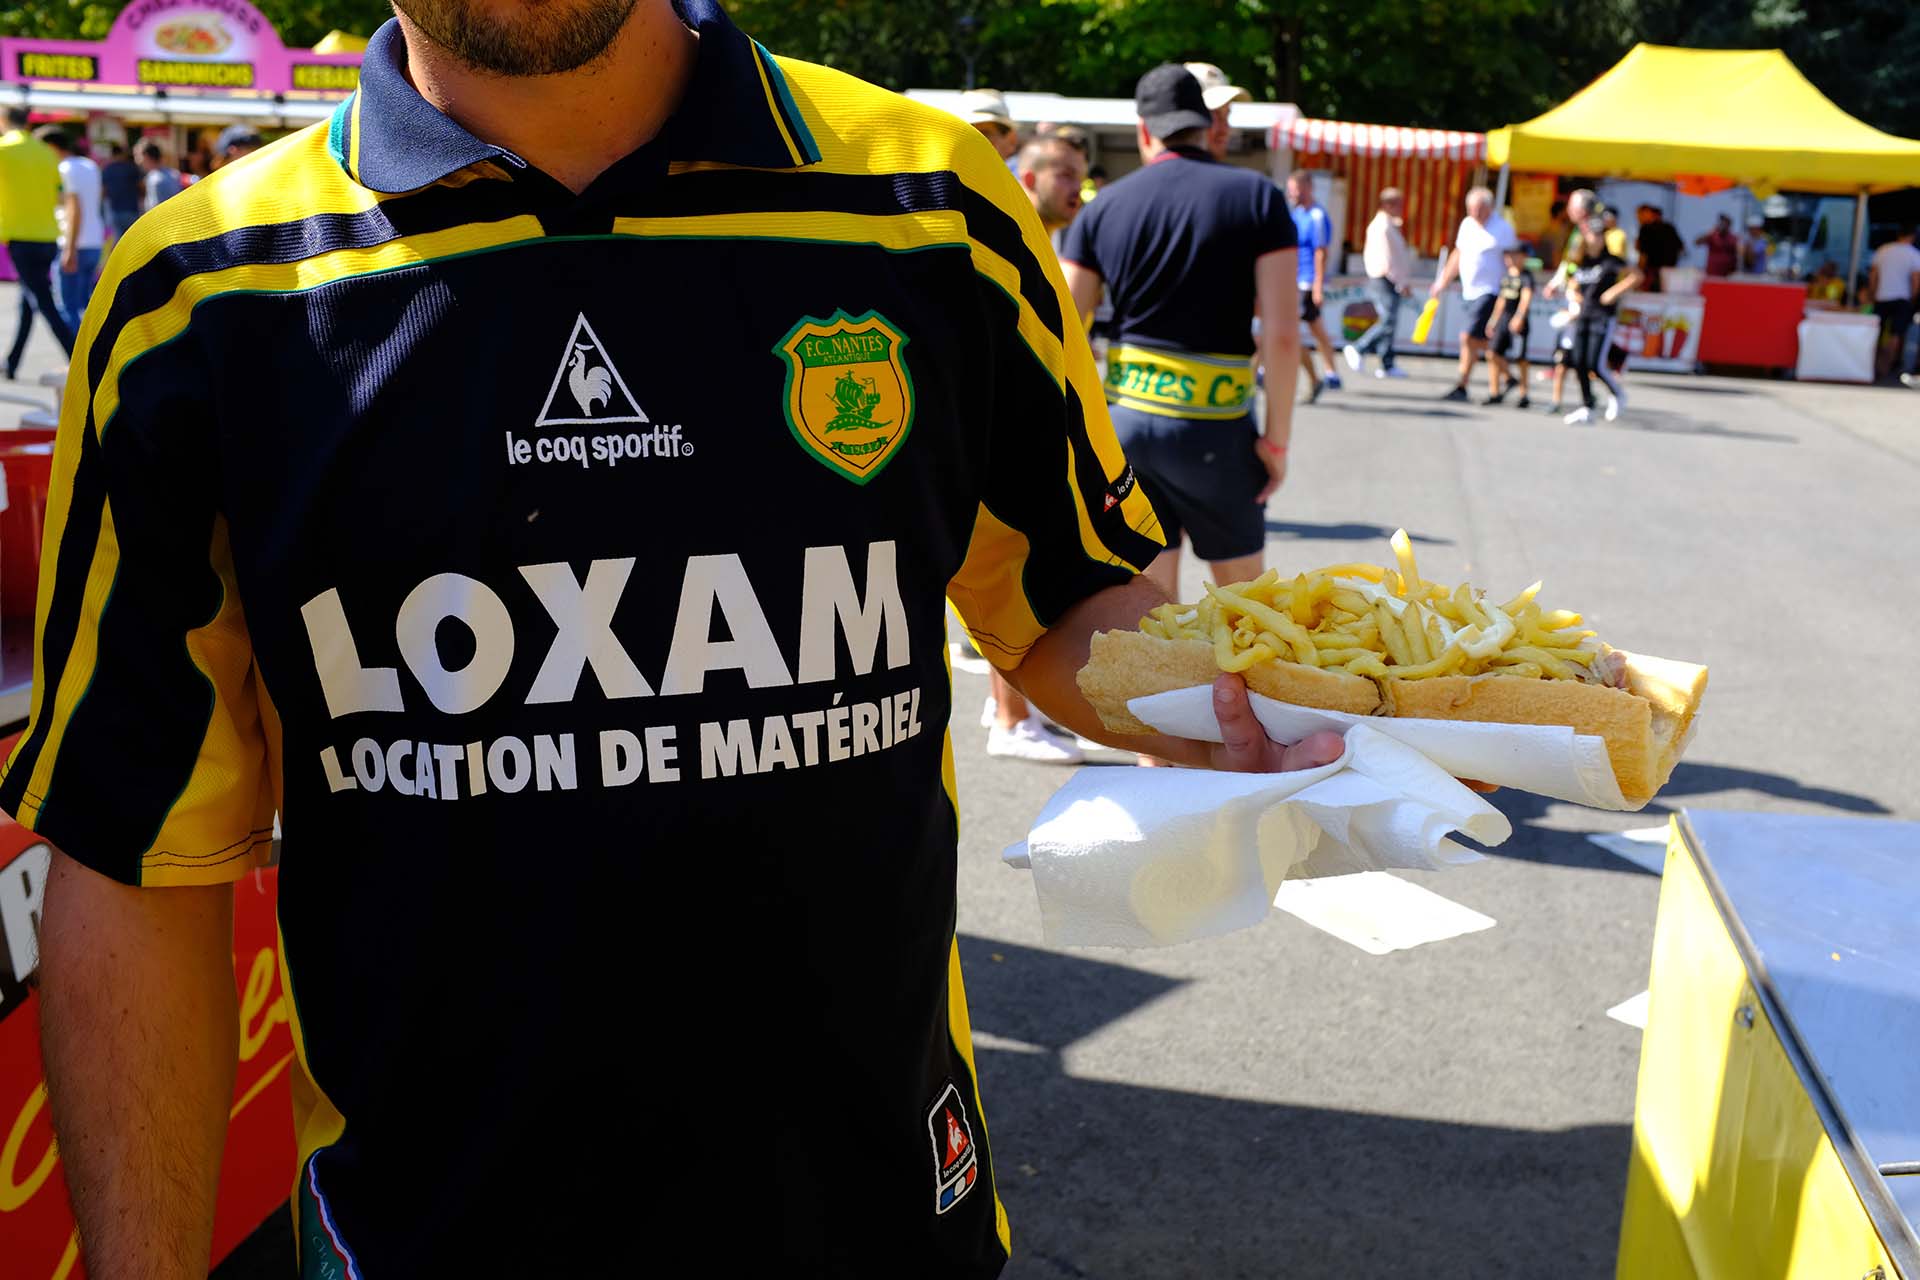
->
xmin=1480 ymin=758 xmax=1892 ymax=876
xmin=1342 ymin=389 xmax=1476 ymax=407
xmin=1314 ymin=397 xmax=1476 ymax=419
xmin=1598 ymin=412 xmax=1795 ymax=444
xmin=1651 ymin=760 xmax=1891 ymax=815
xmin=962 ymin=940 xmax=1629 ymax=1280
xmin=214 ymin=944 xmax=1628 ymax=1280
xmin=1640 ymin=380 xmax=1759 ymax=397
xmin=1262 ymin=520 xmax=1453 ymax=544
xmin=958 ymin=936 xmax=1187 ymax=1048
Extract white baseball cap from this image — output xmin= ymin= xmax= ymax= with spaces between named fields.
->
xmin=958 ymin=88 xmax=1015 ymax=130
xmin=1183 ymin=62 xmax=1252 ymax=111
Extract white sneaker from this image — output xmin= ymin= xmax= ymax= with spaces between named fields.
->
xmin=1376 ymin=366 xmax=1409 ymax=379
xmin=1342 ymin=344 xmax=1362 ymax=372
xmin=1605 ymin=391 xmax=1625 ymax=421
xmin=987 ymin=717 xmax=1085 ymax=764
xmin=1564 ymin=406 xmax=1593 ymax=425
xmin=1902 ymin=372 xmax=1918 ymax=389
xmin=979 ymin=696 xmax=996 ymax=728
xmin=949 ymin=642 xmax=991 ymax=675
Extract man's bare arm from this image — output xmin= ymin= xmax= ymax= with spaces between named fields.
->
xmin=59 ymin=193 xmax=82 ymax=273
xmin=39 ymin=850 xmax=237 ymax=1279
xmin=1004 ymin=576 xmax=1345 ymax=772
xmin=1062 ymin=260 xmax=1103 ymax=333
xmin=1254 ymin=248 xmax=1300 ymax=500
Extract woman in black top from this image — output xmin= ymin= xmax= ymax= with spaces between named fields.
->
xmin=1563 ymin=217 xmax=1642 ymax=424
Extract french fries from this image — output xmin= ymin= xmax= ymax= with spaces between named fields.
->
xmin=1139 ymin=531 xmax=1603 ymax=684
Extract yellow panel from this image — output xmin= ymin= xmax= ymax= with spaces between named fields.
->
xmin=1617 ymin=822 xmax=1902 ymax=1278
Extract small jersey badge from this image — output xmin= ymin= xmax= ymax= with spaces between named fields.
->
xmin=926 ymin=1082 xmax=980 ymax=1215
xmin=774 ymin=309 xmax=914 ymax=485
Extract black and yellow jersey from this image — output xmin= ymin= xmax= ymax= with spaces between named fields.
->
xmin=0 ymin=2 xmax=1159 ymax=1273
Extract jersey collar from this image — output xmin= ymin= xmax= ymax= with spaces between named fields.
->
xmin=335 ymin=0 xmax=819 ymax=195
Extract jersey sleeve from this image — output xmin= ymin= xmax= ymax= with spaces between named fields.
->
xmin=944 ymin=135 xmax=1163 ymax=671
xmin=0 ymin=252 xmax=274 ymax=887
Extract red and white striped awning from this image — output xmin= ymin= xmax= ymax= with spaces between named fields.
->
xmin=1271 ymin=118 xmax=1486 ymax=162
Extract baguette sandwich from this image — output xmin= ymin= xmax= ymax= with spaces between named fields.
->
xmin=1077 ymin=532 xmax=1706 ymax=805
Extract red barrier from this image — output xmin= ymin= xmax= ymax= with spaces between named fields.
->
xmin=0 ymin=767 xmax=294 ymax=1278
xmin=0 ymin=441 xmax=53 ymax=621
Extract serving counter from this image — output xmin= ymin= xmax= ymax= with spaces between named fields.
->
xmin=1321 ymin=277 xmax=1704 ymax=372
xmin=1617 ymin=810 xmax=1920 ymax=1278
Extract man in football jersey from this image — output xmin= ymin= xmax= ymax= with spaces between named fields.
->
xmin=18 ymin=6 xmax=1344 ymax=1277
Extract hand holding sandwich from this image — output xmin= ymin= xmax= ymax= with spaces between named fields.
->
xmin=996 ymin=574 xmax=1341 ymax=773
xmin=1073 ymin=532 xmax=1707 ymax=806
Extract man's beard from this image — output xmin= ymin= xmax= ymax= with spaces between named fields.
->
xmin=393 ymin=0 xmax=643 ymax=76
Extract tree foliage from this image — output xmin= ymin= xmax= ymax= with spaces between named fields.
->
xmin=723 ymin=0 xmax=1920 ymax=137
xmin=2 ymin=0 xmax=1914 ymax=138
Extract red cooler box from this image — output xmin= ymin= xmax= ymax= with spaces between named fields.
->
xmin=1697 ymin=279 xmax=1809 ymax=370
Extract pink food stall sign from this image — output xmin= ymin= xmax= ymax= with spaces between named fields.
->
xmin=1 ymin=0 xmax=360 ymax=96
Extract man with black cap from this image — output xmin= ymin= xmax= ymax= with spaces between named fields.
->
xmin=214 ymin=124 xmax=264 ymax=168
xmin=1062 ymin=64 xmax=1299 ymax=598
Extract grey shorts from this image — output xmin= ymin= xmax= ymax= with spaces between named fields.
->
xmin=1109 ymin=405 xmax=1266 ymax=562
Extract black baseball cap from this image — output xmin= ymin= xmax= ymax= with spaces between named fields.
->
xmin=1135 ymin=64 xmax=1213 ymax=140
xmin=217 ymin=124 xmax=263 ymax=154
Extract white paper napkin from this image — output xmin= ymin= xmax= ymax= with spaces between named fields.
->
xmin=1003 ymin=720 xmax=1506 ymax=949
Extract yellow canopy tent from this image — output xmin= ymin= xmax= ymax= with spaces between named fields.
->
xmin=312 ymin=30 xmax=368 ymax=55
xmin=1486 ymin=44 xmax=1920 ymax=196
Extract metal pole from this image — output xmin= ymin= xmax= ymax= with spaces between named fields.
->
xmin=1492 ymin=163 xmax=1510 ymax=216
xmin=1845 ymin=188 xmax=1869 ymax=306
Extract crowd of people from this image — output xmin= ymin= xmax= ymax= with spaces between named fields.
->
xmin=0 ymin=109 xmax=261 ymax=381
xmin=951 ymin=63 xmax=1295 ymax=765
xmin=940 ymin=65 xmax=1729 ymax=768
xmin=1869 ymin=223 xmax=1920 ymax=386
xmin=943 ymin=60 xmax=1920 ymax=773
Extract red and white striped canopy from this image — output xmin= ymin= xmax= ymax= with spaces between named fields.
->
xmin=1272 ymin=118 xmax=1486 ymax=162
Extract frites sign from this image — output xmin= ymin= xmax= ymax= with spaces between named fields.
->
xmin=0 ymin=0 xmax=359 ymax=98
xmin=0 ymin=775 xmax=294 ymax=1279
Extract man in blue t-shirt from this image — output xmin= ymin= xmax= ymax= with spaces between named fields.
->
xmin=1062 ymin=64 xmax=1299 ymax=596
xmin=1286 ymin=171 xmax=1343 ymax=398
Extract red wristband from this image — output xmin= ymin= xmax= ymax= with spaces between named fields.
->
xmin=1257 ymin=440 xmax=1288 ymax=459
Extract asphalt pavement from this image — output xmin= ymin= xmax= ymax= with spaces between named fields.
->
xmin=953 ymin=354 xmax=1919 ymax=1279
xmin=7 ymin=289 xmax=1918 ymax=1277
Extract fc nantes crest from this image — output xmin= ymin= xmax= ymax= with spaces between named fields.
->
xmin=774 ymin=309 xmax=914 ymax=485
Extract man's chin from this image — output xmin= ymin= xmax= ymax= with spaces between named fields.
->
xmin=395 ymin=0 xmax=641 ymax=77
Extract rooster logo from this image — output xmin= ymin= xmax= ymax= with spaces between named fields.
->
xmin=534 ymin=314 xmax=647 ymax=428
xmin=568 ymin=343 xmax=614 ymax=418
xmin=944 ymin=1109 xmax=969 ymax=1167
